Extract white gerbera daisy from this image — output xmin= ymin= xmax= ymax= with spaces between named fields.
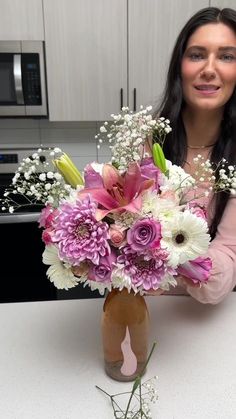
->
xmin=161 ymin=211 xmax=210 ymax=268
xmin=42 ymin=245 xmax=81 ymax=289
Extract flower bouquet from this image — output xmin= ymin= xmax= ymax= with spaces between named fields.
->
xmin=1 ymin=106 xmax=216 ymax=292
xmin=2 ymin=105 xmax=235 ymax=382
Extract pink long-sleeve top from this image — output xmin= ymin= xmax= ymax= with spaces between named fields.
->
xmin=176 ymin=147 xmax=236 ymax=304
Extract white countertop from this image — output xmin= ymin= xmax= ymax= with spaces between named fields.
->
xmin=0 ymin=294 xmax=236 ymax=419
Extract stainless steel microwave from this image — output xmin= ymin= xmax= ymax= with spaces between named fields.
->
xmin=0 ymin=41 xmax=47 ymax=117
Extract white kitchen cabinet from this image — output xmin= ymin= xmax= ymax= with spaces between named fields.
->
xmin=43 ymin=0 xmax=127 ymax=121
xmin=43 ymin=0 xmax=209 ymax=121
xmin=0 ymin=0 xmax=44 ymax=40
xmin=128 ymin=0 xmax=209 ymax=112
xmin=210 ymin=0 xmax=236 ymax=7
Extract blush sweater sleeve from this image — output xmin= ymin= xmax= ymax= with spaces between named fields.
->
xmin=177 ymin=149 xmax=236 ymax=304
xmin=182 ymin=195 xmax=236 ymax=304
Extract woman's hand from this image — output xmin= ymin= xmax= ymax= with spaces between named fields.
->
xmin=145 ymin=288 xmax=165 ymax=296
xmin=177 ymin=275 xmax=201 ymax=289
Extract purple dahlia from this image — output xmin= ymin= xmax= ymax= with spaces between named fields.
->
xmin=52 ymin=195 xmax=110 ymax=265
xmin=118 ymin=245 xmax=174 ymax=291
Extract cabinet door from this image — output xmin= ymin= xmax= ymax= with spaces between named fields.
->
xmin=0 ymin=0 xmax=44 ymax=40
xmin=128 ymin=0 xmax=209 ymax=113
xmin=210 ymin=1 xmax=236 ymax=7
xmin=43 ymin=0 xmax=127 ymax=121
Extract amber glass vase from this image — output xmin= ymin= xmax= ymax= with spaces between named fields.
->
xmin=101 ymin=288 xmax=150 ymax=382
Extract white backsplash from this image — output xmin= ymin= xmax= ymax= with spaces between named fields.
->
xmin=0 ymin=118 xmax=112 ymax=171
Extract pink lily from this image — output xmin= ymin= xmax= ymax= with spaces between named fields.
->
xmin=80 ymin=162 xmax=154 ymax=220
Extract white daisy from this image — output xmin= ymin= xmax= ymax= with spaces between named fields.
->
xmin=159 ymin=274 xmax=177 ymax=291
xmin=61 ymin=184 xmax=84 ymax=204
xmin=161 ymin=211 xmax=210 ymax=268
xmin=141 ymin=190 xmax=180 ymax=220
xmin=83 ymin=279 xmax=112 ymax=295
xmin=160 ymin=161 xmax=195 ymax=195
xmin=111 ymin=265 xmax=133 ymax=292
xmin=42 ymin=245 xmax=81 ymax=289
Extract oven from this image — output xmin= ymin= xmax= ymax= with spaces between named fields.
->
xmin=0 ymin=148 xmax=102 ymax=302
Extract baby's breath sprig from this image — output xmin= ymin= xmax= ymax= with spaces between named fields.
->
xmin=193 ymin=154 xmax=236 ymax=196
xmin=96 ymin=342 xmax=158 ymax=419
xmin=0 ymin=148 xmax=72 ymax=213
xmin=96 ymin=106 xmax=171 ymax=172
xmin=152 ymin=116 xmax=172 ymax=148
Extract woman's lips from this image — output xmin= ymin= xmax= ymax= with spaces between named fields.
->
xmin=194 ymin=84 xmax=220 ymax=95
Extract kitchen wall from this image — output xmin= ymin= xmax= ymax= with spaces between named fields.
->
xmin=0 ymin=118 xmax=111 ymax=169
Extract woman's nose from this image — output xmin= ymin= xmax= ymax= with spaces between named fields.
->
xmin=200 ymin=58 xmax=216 ymax=80
xmin=200 ymin=69 xmax=216 ymax=80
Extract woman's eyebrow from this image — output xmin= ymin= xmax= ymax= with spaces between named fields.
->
xmin=185 ymin=46 xmax=236 ymax=53
xmin=185 ymin=46 xmax=206 ymax=52
xmin=218 ymin=46 xmax=236 ymax=53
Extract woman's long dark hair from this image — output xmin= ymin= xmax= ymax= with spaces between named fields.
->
xmin=154 ymin=7 xmax=236 ymax=239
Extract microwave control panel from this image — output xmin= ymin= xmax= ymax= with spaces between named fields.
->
xmin=22 ymin=54 xmax=42 ymax=106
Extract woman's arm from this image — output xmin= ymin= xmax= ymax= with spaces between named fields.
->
xmin=180 ymin=197 xmax=236 ymax=304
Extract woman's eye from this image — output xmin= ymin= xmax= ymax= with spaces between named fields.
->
xmin=188 ymin=53 xmax=204 ymax=61
xmin=220 ymin=54 xmax=236 ymax=62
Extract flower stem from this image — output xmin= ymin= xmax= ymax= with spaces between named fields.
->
xmin=140 ymin=341 xmax=157 ymax=376
xmin=96 ymin=385 xmax=125 ymax=416
xmin=95 ymin=385 xmax=111 ymax=398
xmin=124 ymin=342 xmax=157 ymax=418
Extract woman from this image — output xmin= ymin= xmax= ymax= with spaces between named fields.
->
xmin=153 ymin=7 xmax=236 ymax=304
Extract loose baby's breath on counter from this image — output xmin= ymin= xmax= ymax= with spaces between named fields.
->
xmin=96 ymin=342 xmax=158 ymax=419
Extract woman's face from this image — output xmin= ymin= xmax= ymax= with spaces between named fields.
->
xmin=181 ymin=22 xmax=236 ymax=113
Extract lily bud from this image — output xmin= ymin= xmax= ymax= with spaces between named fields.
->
xmin=53 ymin=153 xmax=84 ymax=187
xmin=152 ymin=143 xmax=167 ymax=174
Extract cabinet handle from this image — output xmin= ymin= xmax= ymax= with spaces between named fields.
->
xmin=120 ymin=88 xmax=123 ymax=110
xmin=133 ymin=88 xmax=137 ymax=112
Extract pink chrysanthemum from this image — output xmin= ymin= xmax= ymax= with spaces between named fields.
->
xmin=52 ymin=195 xmax=110 ymax=265
xmin=118 ymin=245 xmax=176 ymax=291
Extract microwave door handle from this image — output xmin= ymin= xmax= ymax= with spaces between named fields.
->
xmin=13 ymin=54 xmax=24 ymax=104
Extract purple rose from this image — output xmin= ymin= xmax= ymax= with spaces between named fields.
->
xmin=127 ymin=218 xmax=161 ymax=252
xmin=140 ymin=158 xmax=161 ymax=191
xmin=88 ymin=252 xmax=116 ymax=283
